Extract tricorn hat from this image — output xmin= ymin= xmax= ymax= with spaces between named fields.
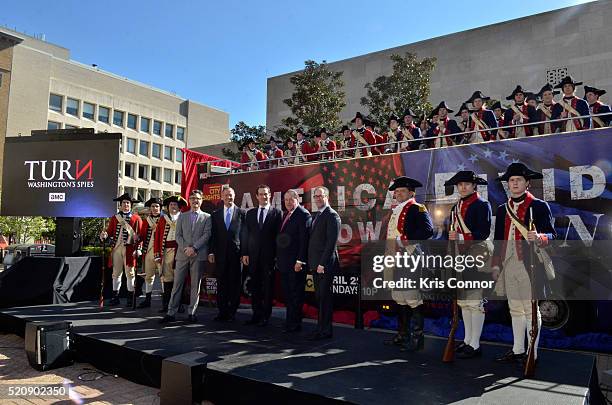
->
xmin=506 ymin=85 xmax=527 ymax=100
xmin=490 ymin=101 xmax=502 ymax=110
xmin=538 ymin=84 xmax=560 ymax=97
xmin=496 ymin=162 xmax=543 ymax=182
xmin=295 ymin=127 xmax=305 ymax=136
xmin=555 ymin=75 xmax=583 ymax=89
xmin=387 ymin=113 xmax=400 ymax=126
xmin=285 ymin=137 xmax=296 ymax=144
xmin=434 ymin=101 xmax=454 ymax=113
xmin=455 ymin=102 xmax=470 ymax=116
xmin=113 ymin=193 xmax=140 ymax=204
xmin=144 ymin=197 xmax=163 ymax=208
xmin=242 ymin=137 xmax=255 ymax=148
xmin=269 ymin=136 xmax=280 ymax=143
xmin=351 ymin=112 xmax=366 ymax=123
xmin=402 ymin=108 xmax=417 ymax=118
xmin=389 ymin=176 xmax=423 ymax=191
xmin=163 ymin=195 xmax=188 ymax=207
xmin=444 ymin=171 xmax=488 ymax=186
xmin=525 ymin=92 xmax=540 ymax=103
xmin=466 ymin=91 xmax=491 ymax=104
xmin=583 ymin=85 xmax=606 ymax=98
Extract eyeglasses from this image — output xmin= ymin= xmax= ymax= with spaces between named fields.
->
xmin=314 ymin=194 xmax=325 ymax=199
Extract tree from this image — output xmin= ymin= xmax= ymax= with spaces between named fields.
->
xmin=223 ymin=121 xmax=267 ymax=161
xmin=0 ymin=216 xmax=55 ymax=244
xmin=282 ymin=60 xmax=346 ymax=134
xmin=360 ymin=53 xmax=437 ymax=130
xmin=81 ymin=217 xmax=105 ymax=247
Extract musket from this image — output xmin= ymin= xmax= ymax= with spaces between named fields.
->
xmin=99 ymin=219 xmax=107 ymax=309
xmin=524 ymin=207 xmax=538 ymax=378
xmin=442 ymin=210 xmax=460 ymax=363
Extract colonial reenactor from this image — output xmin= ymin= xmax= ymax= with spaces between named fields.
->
xmin=136 ymin=197 xmax=162 ymax=308
xmin=350 ymin=112 xmax=377 ymax=157
xmin=492 ymin=163 xmax=557 ymax=364
xmin=295 ymin=128 xmax=311 ymax=163
xmin=382 ymin=113 xmax=403 ymax=153
xmin=100 ymin=193 xmax=143 ymax=307
xmin=503 ymin=85 xmax=538 ymax=138
xmin=526 ymin=92 xmax=539 ymax=109
xmin=535 ymin=84 xmax=559 ymax=135
xmin=267 ymin=137 xmax=284 ymax=168
xmin=426 ymin=101 xmax=462 ymax=148
xmin=154 ymin=195 xmax=187 ymax=313
xmin=283 ymin=138 xmax=298 ymax=165
xmin=464 ymin=91 xmax=498 ymax=143
xmin=491 ymin=101 xmax=507 ymax=139
xmin=444 ymin=171 xmax=492 ymax=359
xmin=384 ymin=177 xmax=434 ymax=352
xmin=551 ymin=76 xmax=590 ymax=132
xmin=584 ymin=85 xmax=611 ymax=128
xmin=339 ymin=125 xmax=353 ymax=158
xmin=418 ymin=113 xmax=432 ymax=139
xmin=364 ymin=119 xmax=384 ymax=155
xmin=400 ymin=109 xmax=422 ymax=151
xmin=456 ymin=103 xmax=472 ymax=144
xmin=240 ymin=138 xmax=266 ymax=171
xmin=308 ymin=132 xmax=322 ymax=162
xmin=319 ymin=128 xmax=337 ymax=160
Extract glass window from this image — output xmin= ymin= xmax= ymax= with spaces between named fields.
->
xmin=138 ymin=164 xmax=149 ymax=180
xmin=65 ymin=124 xmax=78 ymax=129
xmin=126 ymin=138 xmax=136 ymax=154
xmin=163 ymin=168 xmax=172 ymax=183
xmin=153 ymin=120 xmax=162 ymax=136
xmin=127 ymin=113 xmax=137 ymax=130
xmin=137 ymin=188 xmax=147 ymax=202
xmin=113 ymin=110 xmax=125 ymax=126
xmin=151 ymin=189 xmax=161 ymax=198
xmin=139 ymin=140 xmax=149 ymax=156
xmin=47 ymin=121 xmax=61 ymax=130
xmin=66 ymin=98 xmax=79 ymax=116
xmin=152 ymin=143 xmax=161 ymax=159
xmin=124 ymin=187 xmax=135 ymax=198
xmin=124 ymin=162 xmax=135 ymax=178
xmin=176 ymin=148 xmax=183 ymax=163
xmin=98 ymin=106 xmax=110 ymax=123
xmin=165 ymin=123 xmax=174 ymax=138
xmin=140 ymin=117 xmax=150 ymax=133
xmin=151 ymin=166 xmax=160 ymax=182
xmin=83 ymin=102 xmax=95 ymax=120
xmin=49 ymin=94 xmax=63 ymax=112
xmin=164 ymin=146 xmax=173 ymax=161
xmin=175 ymin=171 xmax=182 ymax=185
xmin=176 ymin=126 xmax=185 ymax=141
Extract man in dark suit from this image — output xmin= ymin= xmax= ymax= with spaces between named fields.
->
xmin=241 ymin=184 xmax=282 ymax=326
xmin=208 ymin=187 xmax=245 ymax=322
xmin=276 ymin=189 xmax=311 ymax=333
xmin=308 ymin=186 xmax=341 ymax=340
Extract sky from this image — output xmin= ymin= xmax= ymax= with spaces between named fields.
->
xmin=2 ymin=0 xmax=593 ymax=128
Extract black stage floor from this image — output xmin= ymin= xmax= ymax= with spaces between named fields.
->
xmin=0 ymin=300 xmax=601 ymax=404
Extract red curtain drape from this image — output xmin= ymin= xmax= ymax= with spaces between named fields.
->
xmin=181 ymin=148 xmax=238 ymax=200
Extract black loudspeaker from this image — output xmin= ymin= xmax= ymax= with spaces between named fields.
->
xmin=160 ymin=351 xmax=207 ymax=405
xmin=55 ymin=217 xmax=83 ymax=257
xmin=25 ymin=321 xmax=73 ymax=371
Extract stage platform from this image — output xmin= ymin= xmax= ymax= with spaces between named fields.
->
xmin=0 ymin=300 xmax=601 ymax=404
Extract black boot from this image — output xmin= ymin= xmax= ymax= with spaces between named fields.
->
xmin=125 ymin=292 xmax=134 ymax=307
xmin=401 ymin=305 xmax=425 ymax=352
xmin=137 ymin=292 xmax=152 ymax=308
xmin=384 ymin=305 xmax=410 ymax=346
xmin=109 ymin=291 xmax=120 ymax=306
xmin=158 ymin=282 xmax=172 ymax=313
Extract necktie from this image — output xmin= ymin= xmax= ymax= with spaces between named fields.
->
xmin=281 ymin=210 xmax=292 ymax=231
xmin=225 ymin=208 xmax=232 ymax=230
xmin=258 ymin=207 xmax=264 ymax=229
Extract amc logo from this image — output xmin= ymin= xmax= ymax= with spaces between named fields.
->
xmin=49 ymin=193 xmax=65 ymax=202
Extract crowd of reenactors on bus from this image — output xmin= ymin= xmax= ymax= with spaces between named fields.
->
xmin=241 ymin=77 xmax=611 ymax=171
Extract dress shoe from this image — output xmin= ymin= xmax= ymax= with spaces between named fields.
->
xmin=383 ymin=333 xmax=406 ymax=346
xmin=495 ymin=349 xmax=526 ymax=363
xmin=159 ymin=315 xmax=175 ymax=324
xmin=187 ymin=315 xmax=198 ymax=323
xmin=455 ymin=342 xmax=467 ymax=354
xmin=457 ymin=345 xmax=482 ymax=359
xmin=307 ymin=332 xmax=333 ymax=341
xmin=178 ymin=304 xmax=185 ymax=313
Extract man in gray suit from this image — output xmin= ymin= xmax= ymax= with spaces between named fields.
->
xmin=160 ymin=189 xmax=212 ymax=324
xmin=308 ymin=186 xmax=341 ymax=340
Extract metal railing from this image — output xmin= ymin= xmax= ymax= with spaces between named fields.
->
xmin=203 ymin=113 xmax=610 ymax=177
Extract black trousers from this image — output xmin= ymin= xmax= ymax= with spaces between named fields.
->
xmin=216 ymin=255 xmax=242 ymax=317
xmin=250 ymin=258 xmax=275 ymax=321
xmin=314 ymin=271 xmax=334 ymax=335
xmin=280 ymin=269 xmax=307 ymax=328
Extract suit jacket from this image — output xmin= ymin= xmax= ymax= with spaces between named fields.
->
xmin=276 ymin=205 xmax=311 ymax=272
xmin=209 ymin=204 xmax=246 ymax=267
xmin=241 ymin=206 xmax=282 ymax=267
xmin=307 ymin=206 xmax=341 ymax=272
xmin=175 ymin=210 xmax=212 ymax=262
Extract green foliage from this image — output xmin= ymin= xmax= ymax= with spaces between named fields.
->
xmin=0 ymin=216 xmax=55 ymax=244
xmin=81 ymin=217 xmax=106 ymax=247
xmin=360 ymin=53 xmax=437 ymax=130
xmin=224 ymin=121 xmax=267 ymax=160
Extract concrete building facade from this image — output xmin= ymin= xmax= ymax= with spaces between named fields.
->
xmin=0 ymin=27 xmax=230 ymax=201
xmin=267 ymin=1 xmax=612 ymax=131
